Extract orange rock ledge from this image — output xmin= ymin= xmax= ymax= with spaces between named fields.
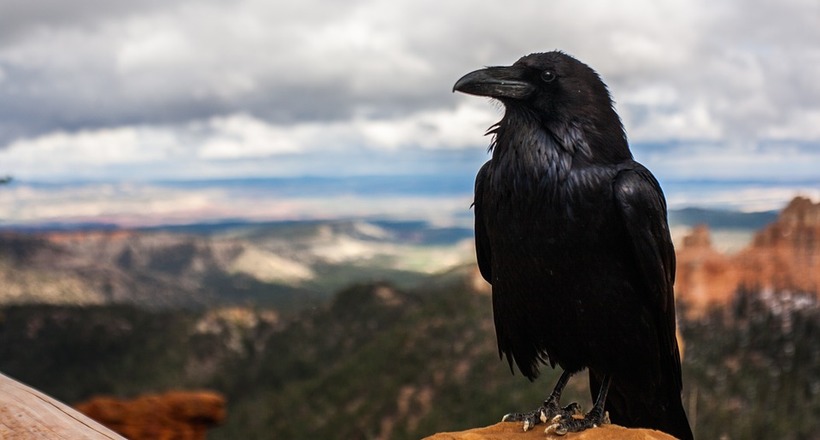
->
xmin=424 ymin=422 xmax=677 ymax=440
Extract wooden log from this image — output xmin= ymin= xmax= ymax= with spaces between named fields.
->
xmin=0 ymin=372 xmax=125 ymax=439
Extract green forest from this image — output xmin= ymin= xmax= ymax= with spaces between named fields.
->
xmin=0 ymin=271 xmax=817 ymax=439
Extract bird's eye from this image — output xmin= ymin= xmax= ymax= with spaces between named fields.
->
xmin=540 ymin=70 xmax=557 ymax=83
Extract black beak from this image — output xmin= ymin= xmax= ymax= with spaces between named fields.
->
xmin=453 ymin=66 xmax=534 ymax=100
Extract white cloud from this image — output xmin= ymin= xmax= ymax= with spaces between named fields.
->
xmin=641 ymin=141 xmax=820 ymax=181
xmin=0 ymin=0 xmax=818 ymax=185
xmin=622 ymin=100 xmax=725 ymax=142
xmin=1 ymin=125 xmax=180 ymax=176
xmin=0 ymin=103 xmax=499 ymax=179
xmin=765 ymin=110 xmax=820 ymax=140
xmin=116 ymin=27 xmax=192 ymax=74
xmin=196 ymin=115 xmax=304 ymax=159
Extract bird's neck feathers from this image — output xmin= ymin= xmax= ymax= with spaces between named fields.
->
xmin=488 ymin=109 xmax=574 ymax=182
xmin=488 ymin=106 xmax=631 ymax=166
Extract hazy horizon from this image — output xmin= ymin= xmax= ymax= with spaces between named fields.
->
xmin=2 ymin=172 xmax=816 ymax=229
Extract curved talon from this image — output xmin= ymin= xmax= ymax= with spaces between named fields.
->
xmin=501 ymin=399 xmax=585 ymax=433
xmin=545 ymin=423 xmax=568 ymax=436
xmin=542 ymin=374 xmax=612 ymax=435
xmin=501 ymin=412 xmax=526 ymax=422
xmin=544 ymin=410 xmax=608 ymax=436
xmin=501 ymin=410 xmax=541 ymax=432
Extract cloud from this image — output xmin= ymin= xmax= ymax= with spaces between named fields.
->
xmin=0 ymin=104 xmax=498 ymax=180
xmin=0 ymin=0 xmax=818 ymax=185
xmin=639 ymin=141 xmax=820 ymax=181
xmin=664 ymin=182 xmax=820 ymax=213
xmin=0 ymin=180 xmax=475 ymax=227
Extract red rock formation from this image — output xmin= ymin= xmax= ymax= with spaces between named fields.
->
xmin=675 ymin=197 xmax=820 ymax=315
xmin=674 ymin=225 xmax=740 ymax=316
xmin=74 ymin=390 xmax=226 ymax=440
xmin=736 ymin=196 xmax=820 ymax=293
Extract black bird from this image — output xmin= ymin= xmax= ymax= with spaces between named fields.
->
xmin=453 ymin=51 xmax=693 ymax=439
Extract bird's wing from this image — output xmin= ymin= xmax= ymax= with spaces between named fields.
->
xmin=474 ymin=161 xmax=493 ymax=283
xmin=613 ymin=165 xmax=682 ymax=389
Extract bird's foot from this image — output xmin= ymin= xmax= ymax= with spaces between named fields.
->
xmin=501 ymin=402 xmax=583 ymax=432
xmin=544 ymin=409 xmax=610 ymax=436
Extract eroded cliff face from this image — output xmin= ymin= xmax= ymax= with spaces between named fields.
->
xmin=737 ymin=196 xmax=820 ymax=294
xmin=675 ymin=224 xmax=740 ymax=314
xmin=675 ymin=197 xmax=820 ymax=315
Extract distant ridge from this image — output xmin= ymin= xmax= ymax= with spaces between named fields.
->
xmin=0 ymin=219 xmax=475 ymax=309
xmin=668 ymin=207 xmax=777 ymax=229
xmin=2 ymin=206 xmax=777 ymax=234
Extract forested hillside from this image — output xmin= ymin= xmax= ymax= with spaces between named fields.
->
xmin=1 ymin=270 xmax=817 ymax=439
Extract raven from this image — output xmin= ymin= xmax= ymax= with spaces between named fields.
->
xmin=453 ymin=51 xmax=693 ymax=439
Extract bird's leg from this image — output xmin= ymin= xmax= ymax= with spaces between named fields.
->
xmin=501 ymin=370 xmax=583 ymax=431
xmin=545 ymin=375 xmax=612 ymax=436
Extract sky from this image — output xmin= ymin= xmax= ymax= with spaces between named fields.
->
xmin=1 ymin=0 xmax=819 ymax=225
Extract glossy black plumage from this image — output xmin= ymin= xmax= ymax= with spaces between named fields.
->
xmin=456 ymin=51 xmax=693 ymax=439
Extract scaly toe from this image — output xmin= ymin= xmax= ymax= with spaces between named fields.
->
xmin=545 ymin=422 xmax=568 ymax=436
xmin=501 ymin=408 xmax=545 ymax=431
xmin=562 ymin=402 xmax=583 ymax=416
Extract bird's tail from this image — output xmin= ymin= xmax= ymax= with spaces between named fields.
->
xmin=590 ymin=371 xmax=693 ymax=440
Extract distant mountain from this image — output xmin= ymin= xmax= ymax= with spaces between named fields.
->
xmin=0 ymin=220 xmax=474 ymax=310
xmin=668 ymin=207 xmax=778 ymax=229
xmin=0 ymin=230 xmax=323 ymax=309
xmin=2 ymin=196 xmax=808 ymax=313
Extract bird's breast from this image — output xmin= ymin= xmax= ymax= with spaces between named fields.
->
xmin=485 ymin=160 xmax=614 ymax=227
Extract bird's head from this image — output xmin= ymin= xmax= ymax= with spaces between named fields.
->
xmin=453 ymin=51 xmax=630 ymax=162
